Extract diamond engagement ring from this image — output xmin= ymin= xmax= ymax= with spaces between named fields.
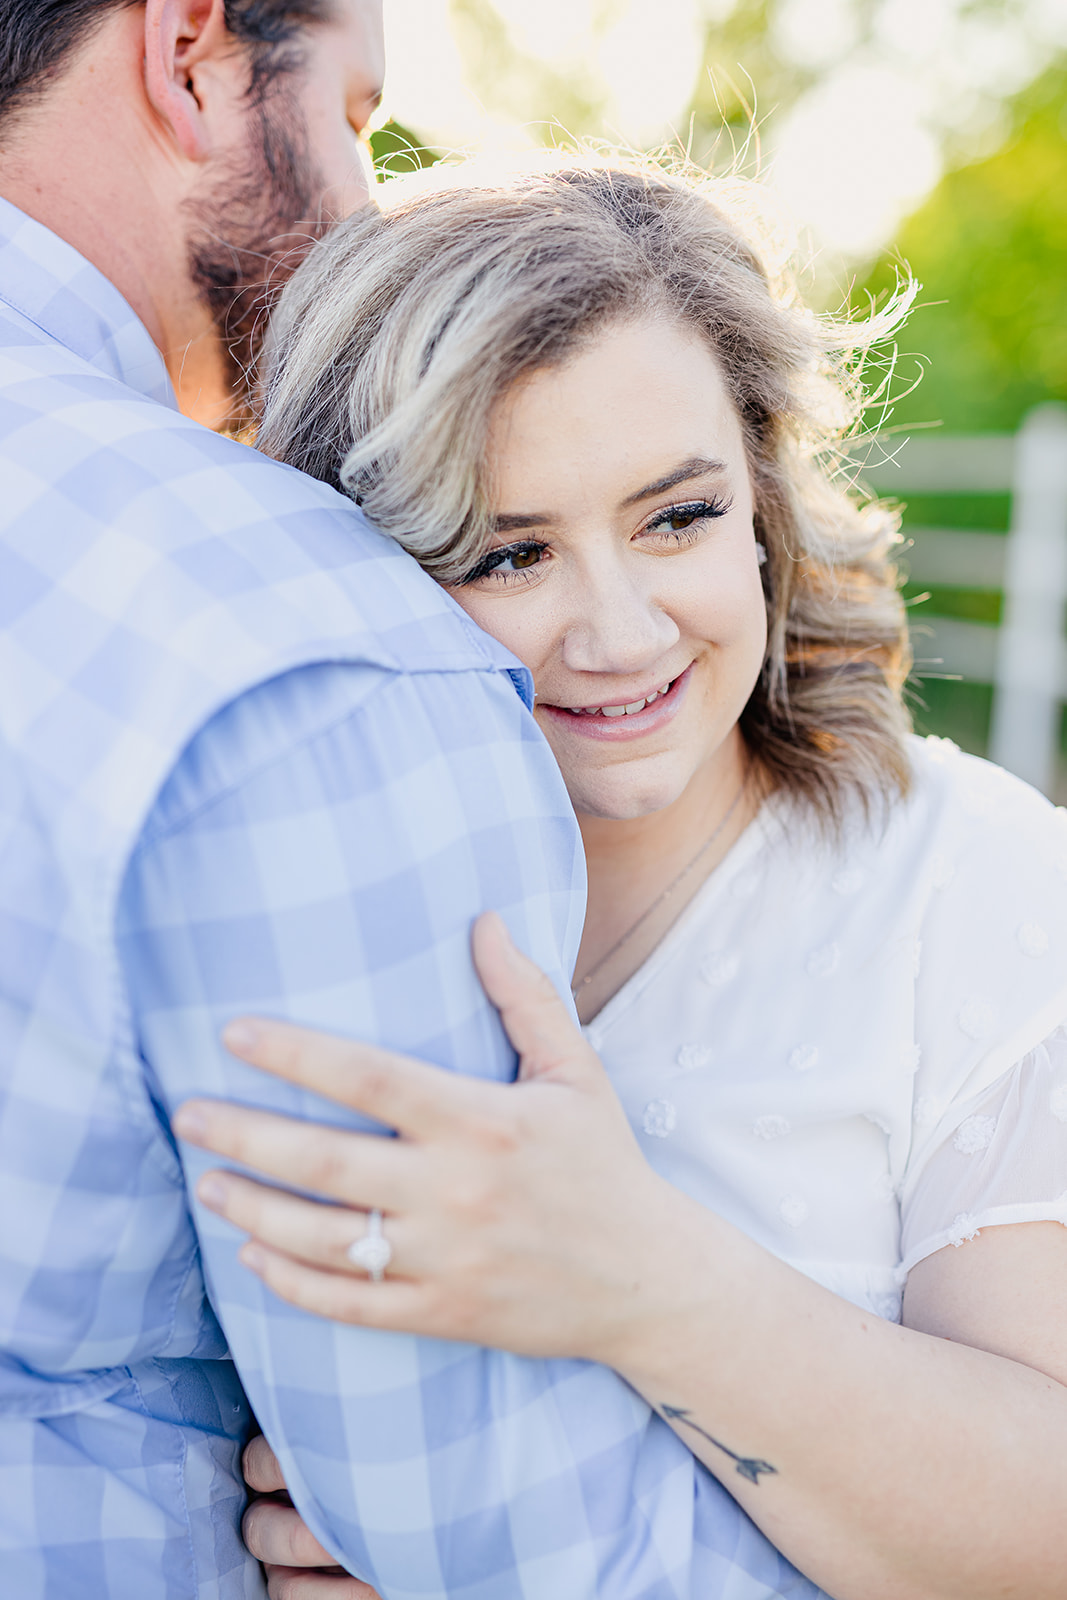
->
xmin=346 ymin=1209 xmax=392 ymax=1281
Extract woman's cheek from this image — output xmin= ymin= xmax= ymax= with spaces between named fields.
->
xmin=680 ymin=544 xmax=766 ymax=661
xmin=726 ymin=568 xmax=770 ymax=694
xmin=448 ymin=590 xmax=549 ymax=678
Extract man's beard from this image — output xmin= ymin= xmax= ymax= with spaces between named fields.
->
xmin=187 ymin=86 xmax=328 ymax=430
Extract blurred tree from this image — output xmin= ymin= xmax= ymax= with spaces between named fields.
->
xmin=856 ymin=61 xmax=1067 ymax=433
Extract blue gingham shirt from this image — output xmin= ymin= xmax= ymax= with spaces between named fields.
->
xmin=0 ymin=198 xmax=823 ymax=1599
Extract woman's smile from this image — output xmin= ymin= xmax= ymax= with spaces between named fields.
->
xmin=538 ymin=664 xmax=692 ymax=742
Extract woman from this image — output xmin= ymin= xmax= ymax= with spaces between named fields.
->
xmin=174 ymin=158 xmax=1067 ymax=1599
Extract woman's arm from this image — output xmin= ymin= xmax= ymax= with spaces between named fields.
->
xmin=177 ymin=915 xmax=1067 ymax=1600
xmin=612 ymin=1215 xmax=1067 ymax=1600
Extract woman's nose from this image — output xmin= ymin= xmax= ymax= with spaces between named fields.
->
xmin=560 ymin=568 xmax=679 ymax=676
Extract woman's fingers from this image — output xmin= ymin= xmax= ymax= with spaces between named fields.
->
xmin=197 ymin=1170 xmax=414 ymax=1277
xmin=239 ymin=1241 xmax=431 ymax=1329
xmin=174 ymin=1104 xmax=416 ymax=1208
xmin=471 ymin=911 xmax=603 ymax=1086
xmin=219 ymin=1018 xmax=492 ymax=1136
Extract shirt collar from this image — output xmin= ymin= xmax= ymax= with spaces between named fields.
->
xmin=0 ymin=195 xmax=176 ymax=408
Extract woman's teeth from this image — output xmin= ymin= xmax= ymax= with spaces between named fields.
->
xmin=567 ymin=681 xmax=673 ymax=716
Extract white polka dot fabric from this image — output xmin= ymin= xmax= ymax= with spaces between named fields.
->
xmin=583 ymin=736 xmax=1067 ymax=1322
xmin=899 ymin=1029 xmax=1067 ymax=1270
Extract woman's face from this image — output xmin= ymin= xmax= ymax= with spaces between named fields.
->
xmin=452 ymin=316 xmax=769 ymax=821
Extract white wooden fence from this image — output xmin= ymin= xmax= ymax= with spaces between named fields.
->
xmin=853 ymin=403 xmax=1067 ymax=796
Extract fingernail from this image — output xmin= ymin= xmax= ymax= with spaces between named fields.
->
xmin=241 ymin=1244 xmax=266 ymax=1273
xmin=223 ymin=1019 xmax=260 ymax=1056
xmin=173 ymin=1104 xmax=207 ymax=1141
xmin=198 ymin=1175 xmax=229 ymax=1210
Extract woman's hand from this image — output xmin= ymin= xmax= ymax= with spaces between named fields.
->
xmin=242 ymin=1436 xmax=381 ymax=1600
xmin=173 ymin=912 xmax=679 ymax=1364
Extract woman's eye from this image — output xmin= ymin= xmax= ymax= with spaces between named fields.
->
xmin=460 ymin=541 xmax=549 ymax=585
xmin=645 ymin=497 xmax=732 ymax=541
xmin=510 ymin=546 xmax=542 ymax=569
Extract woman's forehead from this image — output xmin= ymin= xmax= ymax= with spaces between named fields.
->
xmin=485 ymin=318 xmax=745 ymax=508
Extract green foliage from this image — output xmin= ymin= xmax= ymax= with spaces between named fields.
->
xmin=857 ymin=63 xmax=1067 ymax=433
xmin=369 ymin=120 xmax=440 ymax=179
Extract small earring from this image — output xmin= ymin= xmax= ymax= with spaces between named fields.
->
xmin=756 ymin=542 xmax=768 ymax=566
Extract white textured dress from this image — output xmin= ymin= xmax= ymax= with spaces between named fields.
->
xmin=584 ymin=736 xmax=1067 ymax=1321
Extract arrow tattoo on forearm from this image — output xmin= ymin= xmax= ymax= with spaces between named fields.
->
xmin=661 ymin=1406 xmax=778 ymax=1485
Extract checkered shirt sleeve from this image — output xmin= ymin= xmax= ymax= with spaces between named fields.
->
xmin=119 ymin=658 xmax=823 ymax=1600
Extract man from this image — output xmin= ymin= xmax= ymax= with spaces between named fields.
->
xmin=0 ymin=4 xmax=818 ymax=1596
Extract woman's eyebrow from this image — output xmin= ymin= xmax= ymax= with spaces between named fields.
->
xmin=489 ymin=512 xmax=554 ymax=534
xmin=621 ymin=456 xmax=729 ymax=507
xmin=489 ymin=456 xmax=728 ymax=533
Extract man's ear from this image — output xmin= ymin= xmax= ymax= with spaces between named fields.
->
xmin=143 ymin=0 xmax=233 ymax=162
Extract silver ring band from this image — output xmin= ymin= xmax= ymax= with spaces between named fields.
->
xmin=346 ymin=1209 xmax=392 ymax=1281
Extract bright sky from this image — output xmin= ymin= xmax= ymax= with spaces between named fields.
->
xmin=379 ymin=0 xmax=1066 ymax=262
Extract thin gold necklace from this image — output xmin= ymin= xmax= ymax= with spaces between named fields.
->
xmin=572 ymin=779 xmax=748 ymax=998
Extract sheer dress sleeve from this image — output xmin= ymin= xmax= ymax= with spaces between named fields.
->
xmin=900 ymin=1024 xmax=1067 ymax=1275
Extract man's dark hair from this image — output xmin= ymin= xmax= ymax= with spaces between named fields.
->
xmin=0 ymin=0 xmax=333 ymax=130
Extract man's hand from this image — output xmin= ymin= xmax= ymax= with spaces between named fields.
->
xmin=243 ymin=1435 xmax=382 ymax=1600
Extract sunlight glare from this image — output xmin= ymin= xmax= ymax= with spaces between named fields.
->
xmin=772 ymin=0 xmax=860 ymax=71
xmin=490 ymin=0 xmax=599 ymax=65
xmin=770 ymin=63 xmax=942 ymax=258
xmin=597 ymin=0 xmax=707 ymax=146
xmin=383 ymin=0 xmax=499 ymax=147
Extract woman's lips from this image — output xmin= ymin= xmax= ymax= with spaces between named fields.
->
xmin=537 ymin=664 xmax=692 ymax=742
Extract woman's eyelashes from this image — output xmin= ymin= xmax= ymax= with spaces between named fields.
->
xmin=461 ymin=540 xmax=549 ymax=586
xmin=642 ymin=496 xmax=733 ymax=542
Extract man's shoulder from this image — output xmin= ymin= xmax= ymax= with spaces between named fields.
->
xmin=0 ymin=309 xmax=350 ymax=531
xmin=0 ymin=293 xmax=353 ymax=534
xmin=0 ymin=320 xmax=530 ymax=873
xmin=0 ymin=323 xmax=507 ymax=679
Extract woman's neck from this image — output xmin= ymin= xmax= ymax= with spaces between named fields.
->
xmin=572 ymin=733 xmax=762 ymax=1023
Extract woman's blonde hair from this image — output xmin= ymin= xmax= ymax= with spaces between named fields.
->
xmin=258 ymin=154 xmax=914 ymax=824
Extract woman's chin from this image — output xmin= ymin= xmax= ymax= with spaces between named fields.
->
xmin=569 ymin=778 xmax=689 ymax=824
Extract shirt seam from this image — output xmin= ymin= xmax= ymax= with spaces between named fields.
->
xmin=0 ymin=285 xmax=76 ymax=348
